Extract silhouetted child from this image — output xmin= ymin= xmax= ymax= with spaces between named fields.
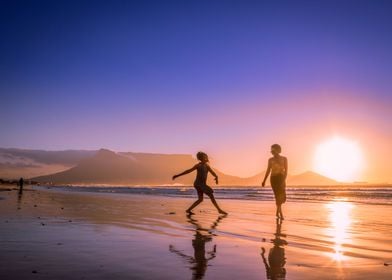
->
xmin=262 ymin=144 xmax=288 ymax=220
xmin=172 ymin=152 xmax=227 ymax=215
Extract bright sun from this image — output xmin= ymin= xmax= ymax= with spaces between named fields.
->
xmin=313 ymin=136 xmax=364 ymax=182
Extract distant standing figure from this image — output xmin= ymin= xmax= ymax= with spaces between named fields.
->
xmin=18 ymin=177 xmax=24 ymax=194
xmin=262 ymin=144 xmax=288 ymax=220
xmin=172 ymin=152 xmax=227 ymax=215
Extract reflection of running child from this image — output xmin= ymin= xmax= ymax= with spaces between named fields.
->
xmin=172 ymin=152 xmax=227 ymax=215
xmin=169 ymin=214 xmax=227 ymax=280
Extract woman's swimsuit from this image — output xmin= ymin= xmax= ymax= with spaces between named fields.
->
xmin=270 ymin=157 xmax=286 ymax=205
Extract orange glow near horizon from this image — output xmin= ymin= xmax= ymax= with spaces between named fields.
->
xmin=313 ymin=136 xmax=364 ymax=182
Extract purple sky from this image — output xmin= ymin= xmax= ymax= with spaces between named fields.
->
xmin=1 ymin=1 xmax=391 ymax=181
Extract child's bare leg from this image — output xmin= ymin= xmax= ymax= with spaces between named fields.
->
xmin=207 ymin=193 xmax=227 ymax=214
xmin=186 ymin=194 xmax=203 ymax=213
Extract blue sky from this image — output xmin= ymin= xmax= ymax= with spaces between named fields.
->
xmin=1 ymin=0 xmax=391 ymax=180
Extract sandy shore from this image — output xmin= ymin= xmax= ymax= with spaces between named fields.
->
xmin=0 ymin=186 xmax=391 ymax=279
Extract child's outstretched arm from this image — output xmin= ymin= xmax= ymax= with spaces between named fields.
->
xmin=172 ymin=164 xmax=198 ymax=180
xmin=262 ymin=159 xmax=271 ymax=187
xmin=207 ymin=165 xmax=219 ymax=184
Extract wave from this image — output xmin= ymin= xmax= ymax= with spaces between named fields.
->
xmin=37 ymin=185 xmax=392 ymax=206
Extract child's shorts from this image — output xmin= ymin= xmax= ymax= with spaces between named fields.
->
xmin=194 ymin=184 xmax=213 ymax=196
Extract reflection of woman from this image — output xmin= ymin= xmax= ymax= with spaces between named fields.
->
xmin=261 ymin=218 xmax=287 ymax=280
xmin=169 ymin=214 xmax=227 ymax=280
xmin=262 ymin=144 xmax=288 ymax=220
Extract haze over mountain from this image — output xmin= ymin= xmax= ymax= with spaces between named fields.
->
xmin=18 ymin=148 xmax=338 ymax=186
xmin=0 ymin=148 xmax=95 ymax=179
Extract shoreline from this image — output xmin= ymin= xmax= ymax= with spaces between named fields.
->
xmin=31 ymin=185 xmax=392 ymax=207
xmin=3 ymin=181 xmax=392 ymax=189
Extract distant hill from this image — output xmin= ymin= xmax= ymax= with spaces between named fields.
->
xmin=287 ymin=171 xmax=337 ymax=186
xmin=33 ymin=149 xmax=255 ymax=185
xmin=1 ymin=147 xmax=338 ymax=186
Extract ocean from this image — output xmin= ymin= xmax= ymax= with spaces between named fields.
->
xmin=37 ymin=185 xmax=392 ymax=206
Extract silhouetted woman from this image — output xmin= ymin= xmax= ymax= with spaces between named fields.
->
xmin=173 ymin=152 xmax=227 ymax=215
xmin=262 ymin=144 xmax=288 ymax=220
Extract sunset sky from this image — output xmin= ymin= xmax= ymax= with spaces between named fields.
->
xmin=1 ymin=1 xmax=391 ymax=182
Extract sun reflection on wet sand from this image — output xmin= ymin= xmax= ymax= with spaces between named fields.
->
xmin=327 ymin=200 xmax=354 ymax=261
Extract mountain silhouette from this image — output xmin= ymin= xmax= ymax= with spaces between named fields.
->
xmin=1 ymin=148 xmax=337 ymax=185
xmin=287 ymin=171 xmax=337 ymax=185
xmin=32 ymin=149 xmax=255 ymax=185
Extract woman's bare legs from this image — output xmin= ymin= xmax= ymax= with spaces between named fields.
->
xmin=280 ymin=205 xmax=284 ymax=220
xmin=276 ymin=205 xmax=284 ymax=220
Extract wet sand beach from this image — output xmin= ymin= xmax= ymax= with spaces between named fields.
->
xmin=1 ymin=186 xmax=391 ymax=279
